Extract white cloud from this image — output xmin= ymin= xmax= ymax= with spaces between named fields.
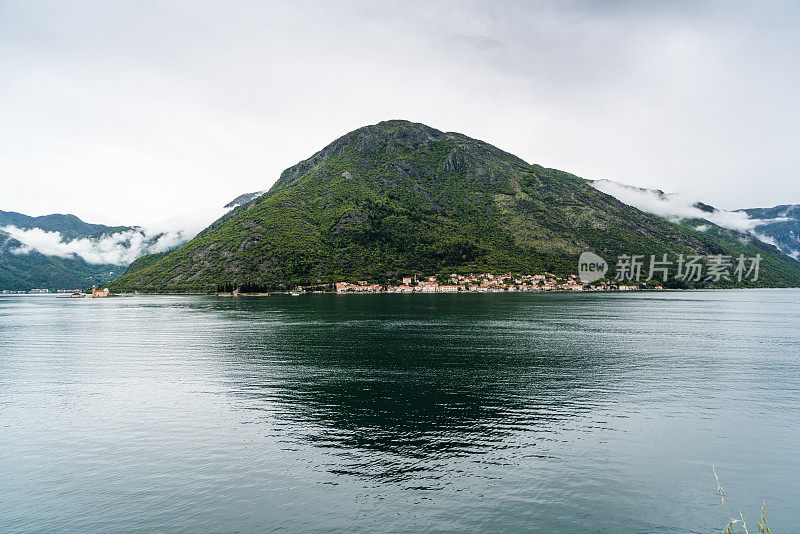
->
xmin=1 ymin=193 xmax=238 ymax=265
xmin=592 ymin=180 xmax=800 ymax=263
xmin=2 ymin=225 xmax=186 ymax=265
xmin=592 ymin=179 xmax=763 ymax=232
xmin=752 ymin=231 xmax=780 ymax=249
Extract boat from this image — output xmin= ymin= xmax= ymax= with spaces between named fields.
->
xmin=290 ymin=292 xmax=301 ymax=296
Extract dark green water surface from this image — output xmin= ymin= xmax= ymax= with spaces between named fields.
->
xmin=1 ymin=290 xmax=798 ymax=532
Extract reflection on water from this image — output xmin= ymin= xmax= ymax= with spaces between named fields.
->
xmin=1 ymin=291 xmax=799 ymax=532
xmin=208 ymin=296 xmax=626 ymax=476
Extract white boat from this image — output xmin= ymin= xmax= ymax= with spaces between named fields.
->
xmin=290 ymin=292 xmax=301 ymax=296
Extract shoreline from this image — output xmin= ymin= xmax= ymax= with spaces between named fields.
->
xmin=134 ymin=286 xmax=800 ymax=297
xmin=6 ymin=287 xmax=798 ymax=297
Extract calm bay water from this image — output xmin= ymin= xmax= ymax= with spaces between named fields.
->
xmin=1 ymin=290 xmax=799 ymax=533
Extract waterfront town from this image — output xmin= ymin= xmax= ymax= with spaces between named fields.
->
xmin=2 ymin=276 xmax=657 ymax=296
xmin=330 ymin=273 xmax=653 ymax=294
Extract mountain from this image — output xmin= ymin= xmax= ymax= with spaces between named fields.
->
xmin=591 ymin=180 xmax=800 ymax=263
xmin=0 ymin=210 xmax=131 ymax=240
xmin=0 ymin=211 xmax=149 ymax=291
xmin=223 ymin=191 xmax=265 ymax=209
xmin=738 ymin=205 xmax=800 ymax=261
xmin=0 ymin=230 xmax=125 ymax=291
xmin=109 ymin=120 xmax=800 ymax=292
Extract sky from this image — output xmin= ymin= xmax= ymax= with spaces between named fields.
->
xmin=2 ymin=0 xmax=799 ymax=233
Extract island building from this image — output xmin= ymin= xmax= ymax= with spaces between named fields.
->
xmin=91 ymin=287 xmax=110 ymax=298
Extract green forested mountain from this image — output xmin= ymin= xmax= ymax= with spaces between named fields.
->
xmin=110 ymin=120 xmax=800 ymax=292
xmin=0 ymin=211 xmax=131 ymax=290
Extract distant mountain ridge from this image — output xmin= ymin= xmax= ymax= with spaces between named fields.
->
xmin=0 ymin=232 xmax=124 ymax=291
xmin=1 ymin=210 xmax=140 ymax=290
xmin=0 ymin=210 xmax=133 ymax=240
xmin=1 ymin=196 xmax=258 ymax=290
xmin=591 ymin=180 xmax=800 ymax=263
xmin=738 ymin=204 xmax=800 ymax=260
xmin=223 ymin=191 xmax=264 ymax=209
xmin=110 ymin=120 xmax=800 ymax=292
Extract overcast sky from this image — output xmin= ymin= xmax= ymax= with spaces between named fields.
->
xmin=2 ymin=0 xmax=799 ymax=231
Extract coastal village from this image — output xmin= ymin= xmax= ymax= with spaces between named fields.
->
xmin=213 ymin=271 xmax=661 ymax=296
xmin=2 ymin=276 xmax=658 ymax=296
xmin=330 ymin=273 xmax=653 ymax=294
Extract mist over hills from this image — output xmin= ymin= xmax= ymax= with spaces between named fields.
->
xmin=738 ymin=205 xmax=800 ymax=261
xmin=0 ymin=210 xmax=184 ymax=290
xmin=592 ymin=181 xmax=800 ymax=262
xmin=109 ymin=120 xmax=800 ymax=292
xmin=223 ymin=191 xmax=265 ymax=209
xmin=0 ymin=212 xmax=127 ymax=290
xmin=0 ymin=210 xmax=132 ymax=240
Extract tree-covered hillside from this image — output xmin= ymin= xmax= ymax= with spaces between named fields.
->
xmin=110 ymin=120 xmax=800 ymax=292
